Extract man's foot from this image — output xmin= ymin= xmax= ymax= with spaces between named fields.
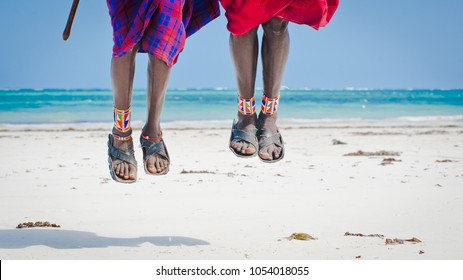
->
xmin=140 ymin=130 xmax=170 ymax=175
xmin=257 ymin=113 xmax=283 ymax=161
xmin=108 ymin=128 xmax=137 ymax=182
xmin=229 ymin=113 xmax=258 ymax=156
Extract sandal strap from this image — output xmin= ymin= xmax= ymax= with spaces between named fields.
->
xmin=230 ymin=119 xmax=258 ymax=148
xmin=256 ymin=129 xmax=283 ymax=149
xmin=230 ymin=128 xmax=258 ymax=149
xmin=140 ymin=136 xmax=169 ymax=162
xmin=107 ymin=134 xmax=137 ymax=165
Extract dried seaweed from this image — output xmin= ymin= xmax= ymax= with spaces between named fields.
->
xmin=344 ymin=150 xmax=400 ymax=156
xmin=180 ymin=169 xmax=216 ymax=174
xmin=385 ymin=237 xmax=421 ymax=245
xmin=344 ymin=232 xmax=384 ymax=238
xmin=16 ymin=221 xmax=61 ymax=229
xmin=380 ymin=158 xmax=402 ymax=165
xmin=332 ymin=139 xmax=347 ymax=145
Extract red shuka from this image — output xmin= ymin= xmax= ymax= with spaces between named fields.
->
xmin=220 ymin=0 xmax=339 ymax=36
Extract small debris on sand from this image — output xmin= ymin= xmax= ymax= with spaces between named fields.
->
xmin=332 ymin=139 xmax=347 ymax=145
xmin=290 ymin=233 xmax=317 ymax=241
xmin=380 ymin=158 xmax=402 ymax=165
xmin=416 ymin=130 xmax=449 ymax=135
xmin=436 ymin=159 xmax=456 ymax=163
xmin=344 ymin=150 xmax=400 ymax=157
xmin=16 ymin=221 xmax=61 ymax=229
xmin=385 ymin=237 xmax=421 ymax=245
xmin=180 ymin=169 xmax=216 ymax=174
xmin=355 ymin=255 xmax=362 ymax=259
xmin=419 ymin=250 xmax=425 ymax=254
xmin=280 ymin=232 xmax=318 ymax=241
xmin=344 ymin=232 xmax=384 ymax=238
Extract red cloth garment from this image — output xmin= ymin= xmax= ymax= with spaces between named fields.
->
xmin=219 ymin=0 xmax=339 ymax=36
xmin=107 ymin=0 xmax=220 ymax=66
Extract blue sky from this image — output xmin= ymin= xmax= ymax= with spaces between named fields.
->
xmin=1 ymin=0 xmax=462 ymax=89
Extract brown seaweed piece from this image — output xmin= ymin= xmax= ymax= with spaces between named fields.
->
xmin=180 ymin=169 xmax=216 ymax=174
xmin=380 ymin=158 xmax=402 ymax=165
xmin=16 ymin=221 xmax=61 ymax=229
xmin=344 ymin=232 xmax=384 ymax=238
xmin=344 ymin=150 xmax=400 ymax=157
xmin=436 ymin=159 xmax=456 ymax=163
xmin=385 ymin=237 xmax=421 ymax=245
xmin=332 ymin=139 xmax=347 ymax=145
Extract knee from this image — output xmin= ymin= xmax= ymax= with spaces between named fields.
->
xmin=232 ymin=26 xmax=258 ymax=39
xmin=262 ymin=18 xmax=288 ymax=37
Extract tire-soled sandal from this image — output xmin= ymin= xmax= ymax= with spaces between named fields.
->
xmin=256 ymin=129 xmax=285 ymax=163
xmin=229 ymin=119 xmax=258 ymax=158
xmin=140 ymin=133 xmax=170 ymax=175
xmin=107 ymin=134 xmax=137 ymax=183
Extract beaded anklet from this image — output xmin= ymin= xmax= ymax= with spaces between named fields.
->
xmin=112 ymin=134 xmax=132 ymax=141
xmin=141 ymin=131 xmax=163 ymax=142
xmin=113 ymin=107 xmax=131 ymax=133
xmin=261 ymin=94 xmax=280 ymax=115
xmin=238 ymin=96 xmax=256 ymax=115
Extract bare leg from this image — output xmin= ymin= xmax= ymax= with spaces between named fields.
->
xmin=142 ymin=55 xmax=171 ymax=174
xmin=229 ymin=27 xmax=259 ymax=155
xmin=110 ymin=44 xmax=140 ymax=181
xmin=259 ymin=18 xmax=289 ymax=161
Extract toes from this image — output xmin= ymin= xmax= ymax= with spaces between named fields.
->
xmin=272 ymin=146 xmax=281 ymax=160
xmin=155 ymin=158 xmax=163 ymax=173
xmin=259 ymin=147 xmax=272 ymax=160
xmin=244 ymin=143 xmax=256 ymax=154
xmin=162 ymin=158 xmax=169 ymax=171
xmin=145 ymin=155 xmax=169 ymax=175
xmin=129 ymin=165 xmax=136 ymax=180
xmin=232 ymin=141 xmax=256 ymax=155
xmin=124 ymin=163 xmax=130 ymax=179
xmin=230 ymin=142 xmax=238 ymax=149
xmin=116 ymin=162 xmax=124 ymax=177
xmin=261 ymin=143 xmax=283 ymax=160
xmin=147 ymin=158 xmax=157 ymax=174
xmin=115 ymin=163 xmax=122 ymax=176
xmin=231 ymin=142 xmax=242 ymax=153
xmin=239 ymin=143 xmax=247 ymax=154
xmin=119 ymin=163 xmax=125 ymax=177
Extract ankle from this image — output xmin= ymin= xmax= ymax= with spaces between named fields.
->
xmin=142 ymin=126 xmax=162 ymax=138
xmin=258 ymin=112 xmax=278 ymax=127
xmin=112 ymin=127 xmax=132 ymax=137
xmin=237 ymin=112 xmax=257 ymax=125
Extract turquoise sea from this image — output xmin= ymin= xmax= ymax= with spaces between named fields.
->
xmin=0 ymin=89 xmax=462 ymax=124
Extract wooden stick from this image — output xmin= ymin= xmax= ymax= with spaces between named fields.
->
xmin=63 ymin=0 xmax=80 ymax=41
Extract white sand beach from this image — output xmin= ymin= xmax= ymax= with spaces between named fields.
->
xmin=0 ymin=119 xmax=462 ymax=260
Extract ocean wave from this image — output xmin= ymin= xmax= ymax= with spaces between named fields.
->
xmin=2 ymin=116 xmax=462 ymax=131
xmin=395 ymin=115 xmax=463 ymax=122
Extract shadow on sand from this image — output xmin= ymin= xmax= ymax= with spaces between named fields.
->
xmin=0 ymin=229 xmax=209 ymax=249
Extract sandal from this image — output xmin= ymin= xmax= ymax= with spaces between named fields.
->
xmin=256 ymin=129 xmax=285 ymax=163
xmin=229 ymin=119 xmax=258 ymax=158
xmin=140 ymin=133 xmax=170 ymax=175
xmin=107 ymin=133 xmax=137 ymax=183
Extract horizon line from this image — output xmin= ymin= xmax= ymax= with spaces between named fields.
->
xmin=1 ymin=87 xmax=463 ymax=92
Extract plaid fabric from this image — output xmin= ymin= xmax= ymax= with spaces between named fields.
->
xmin=107 ymin=0 xmax=220 ymax=66
xmin=220 ymin=0 xmax=339 ymax=36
